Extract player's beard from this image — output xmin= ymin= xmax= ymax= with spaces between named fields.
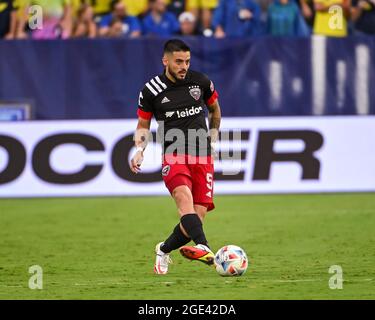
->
xmin=169 ymin=68 xmax=187 ymax=82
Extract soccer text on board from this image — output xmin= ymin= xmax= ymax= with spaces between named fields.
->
xmin=0 ymin=130 xmax=323 ymax=184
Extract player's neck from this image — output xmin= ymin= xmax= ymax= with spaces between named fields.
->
xmin=165 ymin=69 xmax=177 ymax=83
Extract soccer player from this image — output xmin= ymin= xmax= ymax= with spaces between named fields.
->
xmin=130 ymin=39 xmax=221 ymax=274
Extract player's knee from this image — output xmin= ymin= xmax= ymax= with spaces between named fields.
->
xmin=172 ymin=187 xmax=192 ymax=204
xmin=194 ymin=205 xmax=207 ymax=222
xmin=197 ymin=211 xmax=206 ymax=222
xmin=172 ymin=187 xmax=194 ymax=215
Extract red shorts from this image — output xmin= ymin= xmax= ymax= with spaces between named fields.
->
xmin=162 ymin=153 xmax=215 ymax=211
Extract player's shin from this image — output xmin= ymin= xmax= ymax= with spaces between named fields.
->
xmin=180 ymin=213 xmax=209 ymax=248
xmin=160 ymin=224 xmax=191 ymax=253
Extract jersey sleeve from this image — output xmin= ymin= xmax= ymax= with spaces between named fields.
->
xmin=201 ymin=74 xmax=219 ymax=106
xmin=137 ymin=86 xmax=154 ymax=120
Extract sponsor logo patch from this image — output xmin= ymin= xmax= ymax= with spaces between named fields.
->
xmin=176 ymin=106 xmax=203 ymax=118
xmin=165 ymin=111 xmax=175 ymax=118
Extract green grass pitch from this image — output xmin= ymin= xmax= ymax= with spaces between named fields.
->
xmin=0 ymin=194 xmax=374 ymax=300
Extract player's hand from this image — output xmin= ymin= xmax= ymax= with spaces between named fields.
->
xmin=211 ymin=142 xmax=218 ymax=160
xmin=130 ymin=150 xmax=144 ymax=174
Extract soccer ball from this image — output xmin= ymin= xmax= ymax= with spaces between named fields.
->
xmin=214 ymin=245 xmax=249 ymax=276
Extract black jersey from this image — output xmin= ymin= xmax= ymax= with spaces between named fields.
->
xmin=137 ymin=70 xmax=219 ymax=156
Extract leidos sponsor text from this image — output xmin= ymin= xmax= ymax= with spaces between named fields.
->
xmin=177 ymin=106 xmax=203 ymax=118
xmin=165 ymin=106 xmax=203 ymax=119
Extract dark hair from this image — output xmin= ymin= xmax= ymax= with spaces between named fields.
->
xmin=163 ymin=39 xmax=190 ymax=54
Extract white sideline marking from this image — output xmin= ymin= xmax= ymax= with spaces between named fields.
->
xmin=0 ymin=285 xmax=23 ymax=288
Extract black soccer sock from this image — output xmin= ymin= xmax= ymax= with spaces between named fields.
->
xmin=180 ymin=213 xmax=209 ymax=247
xmin=160 ymin=224 xmax=191 ymax=254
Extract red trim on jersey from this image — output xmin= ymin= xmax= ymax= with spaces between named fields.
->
xmin=137 ymin=108 xmax=153 ymax=120
xmin=206 ymin=90 xmax=219 ymax=106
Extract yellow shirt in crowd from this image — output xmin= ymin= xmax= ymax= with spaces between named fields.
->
xmin=14 ymin=0 xmax=149 ymax=17
xmin=27 ymin=0 xmax=70 ymax=18
xmin=88 ymin=0 xmax=149 ymax=16
xmin=11 ymin=0 xmax=220 ymax=19
xmin=123 ymin=0 xmax=148 ymax=16
xmin=313 ymin=0 xmax=348 ymax=37
xmin=186 ymin=0 xmax=218 ymax=10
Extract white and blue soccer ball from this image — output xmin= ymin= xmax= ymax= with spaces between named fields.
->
xmin=214 ymin=245 xmax=249 ymax=276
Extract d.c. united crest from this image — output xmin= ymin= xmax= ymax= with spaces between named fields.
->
xmin=162 ymin=165 xmax=170 ymax=176
xmin=189 ymin=86 xmax=201 ymax=101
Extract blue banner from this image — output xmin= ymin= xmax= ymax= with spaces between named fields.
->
xmin=0 ymin=37 xmax=374 ymax=119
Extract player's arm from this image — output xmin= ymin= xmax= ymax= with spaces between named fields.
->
xmin=203 ymin=77 xmax=221 ymax=152
xmin=130 ymin=117 xmax=151 ymax=174
xmin=130 ymin=88 xmax=153 ymax=174
xmin=207 ymin=100 xmax=222 ymax=152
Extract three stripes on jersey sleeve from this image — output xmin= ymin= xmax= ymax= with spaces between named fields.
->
xmin=145 ymin=76 xmax=167 ymax=96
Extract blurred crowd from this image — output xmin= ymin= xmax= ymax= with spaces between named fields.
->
xmin=0 ymin=0 xmax=374 ymax=40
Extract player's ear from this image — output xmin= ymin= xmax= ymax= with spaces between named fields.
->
xmin=162 ymin=54 xmax=168 ymax=67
